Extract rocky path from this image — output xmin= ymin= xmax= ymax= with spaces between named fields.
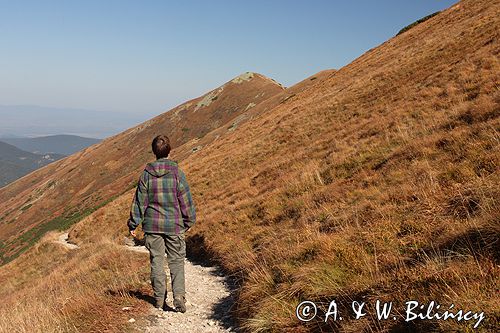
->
xmin=55 ymin=232 xmax=237 ymax=332
xmin=54 ymin=232 xmax=79 ymax=249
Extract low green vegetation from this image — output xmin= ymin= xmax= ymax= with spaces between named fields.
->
xmin=1 ymin=194 xmax=120 ymax=264
xmin=397 ymin=11 xmax=440 ymax=35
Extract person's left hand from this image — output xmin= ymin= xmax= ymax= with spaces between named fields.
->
xmin=130 ymin=229 xmax=137 ymax=238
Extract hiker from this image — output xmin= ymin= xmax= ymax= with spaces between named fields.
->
xmin=127 ymin=134 xmax=196 ymax=313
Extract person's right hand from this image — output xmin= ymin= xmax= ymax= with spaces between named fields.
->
xmin=130 ymin=229 xmax=137 ymax=238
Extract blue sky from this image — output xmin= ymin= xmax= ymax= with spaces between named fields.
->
xmin=0 ymin=0 xmax=457 ymax=136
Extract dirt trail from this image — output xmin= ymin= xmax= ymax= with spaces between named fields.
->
xmin=55 ymin=232 xmax=237 ymax=332
xmin=54 ymin=232 xmax=79 ymax=250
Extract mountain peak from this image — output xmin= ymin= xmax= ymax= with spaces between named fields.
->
xmin=229 ymin=71 xmax=285 ymax=89
xmin=230 ymin=71 xmax=255 ymax=84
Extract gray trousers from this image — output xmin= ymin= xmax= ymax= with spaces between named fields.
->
xmin=144 ymin=233 xmax=186 ymax=307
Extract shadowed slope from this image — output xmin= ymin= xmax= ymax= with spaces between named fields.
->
xmin=0 ymin=141 xmax=64 ymax=187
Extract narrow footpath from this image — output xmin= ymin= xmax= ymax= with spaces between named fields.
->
xmin=56 ymin=232 xmax=237 ymax=332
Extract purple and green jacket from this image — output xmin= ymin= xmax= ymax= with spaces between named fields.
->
xmin=127 ymin=158 xmax=196 ymax=235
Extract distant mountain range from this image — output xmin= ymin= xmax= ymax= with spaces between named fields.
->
xmin=0 ymin=134 xmax=101 ymax=187
xmin=0 ymin=141 xmax=65 ymax=187
xmin=2 ymin=134 xmax=101 ymax=155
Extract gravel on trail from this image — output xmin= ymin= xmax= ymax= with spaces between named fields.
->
xmin=56 ymin=232 xmax=237 ymax=332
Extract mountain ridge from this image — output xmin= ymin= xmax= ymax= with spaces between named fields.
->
xmin=0 ymin=0 xmax=498 ymax=331
xmin=0 ymin=71 xmax=285 ymax=263
xmin=2 ymin=134 xmax=100 ymax=155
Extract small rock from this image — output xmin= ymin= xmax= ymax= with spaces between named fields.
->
xmin=128 ymin=318 xmax=136 ymax=323
xmin=122 ymin=307 xmax=132 ymax=311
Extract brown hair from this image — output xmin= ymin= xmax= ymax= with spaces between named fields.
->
xmin=152 ymin=135 xmax=171 ymax=159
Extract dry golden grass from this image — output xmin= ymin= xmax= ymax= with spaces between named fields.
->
xmin=0 ymin=0 xmax=498 ymax=332
xmin=174 ymin=0 xmax=499 ymax=331
xmin=67 ymin=191 xmax=136 ymax=246
xmin=0 ymin=231 xmax=152 ymax=333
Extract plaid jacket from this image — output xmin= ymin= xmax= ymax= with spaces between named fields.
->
xmin=127 ymin=158 xmax=196 ymax=235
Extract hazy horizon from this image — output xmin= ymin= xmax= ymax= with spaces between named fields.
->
xmin=0 ymin=104 xmax=158 ymax=139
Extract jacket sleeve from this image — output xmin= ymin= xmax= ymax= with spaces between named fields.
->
xmin=127 ymin=171 xmax=149 ymax=231
xmin=177 ymin=169 xmax=196 ymax=229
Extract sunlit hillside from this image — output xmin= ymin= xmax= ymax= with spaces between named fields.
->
xmin=0 ymin=0 xmax=498 ymax=332
xmin=0 ymin=72 xmax=284 ymax=263
xmin=147 ymin=1 xmax=500 ymax=330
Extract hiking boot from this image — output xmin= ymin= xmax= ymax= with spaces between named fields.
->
xmin=154 ymin=299 xmax=166 ymax=311
xmin=173 ymin=296 xmax=186 ymax=313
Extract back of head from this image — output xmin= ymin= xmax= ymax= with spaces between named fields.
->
xmin=152 ymin=135 xmax=171 ymax=159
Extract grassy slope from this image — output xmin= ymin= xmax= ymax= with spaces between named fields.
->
xmin=0 ymin=71 xmax=332 ymax=333
xmin=0 ymin=73 xmax=284 ymax=264
xmin=0 ymin=0 xmax=498 ymax=332
xmin=0 ymin=72 xmax=328 ymax=332
xmin=172 ymin=0 xmax=499 ymax=331
xmin=75 ymin=0 xmax=498 ymax=331
xmin=0 ymin=232 xmax=152 ymax=333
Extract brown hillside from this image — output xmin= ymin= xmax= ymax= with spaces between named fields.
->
xmin=183 ymin=1 xmax=500 ymax=330
xmin=172 ymin=69 xmax=337 ymax=162
xmin=0 ymin=0 xmax=498 ymax=332
xmin=0 ymin=72 xmax=284 ymax=263
xmin=67 ymin=69 xmax=338 ymax=246
xmin=0 ymin=68 xmax=339 ymax=333
xmin=73 ymin=0 xmax=497 ymax=331
xmin=70 ymin=0 xmax=498 ymax=331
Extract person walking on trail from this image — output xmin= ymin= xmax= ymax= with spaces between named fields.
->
xmin=127 ymin=134 xmax=196 ymax=313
